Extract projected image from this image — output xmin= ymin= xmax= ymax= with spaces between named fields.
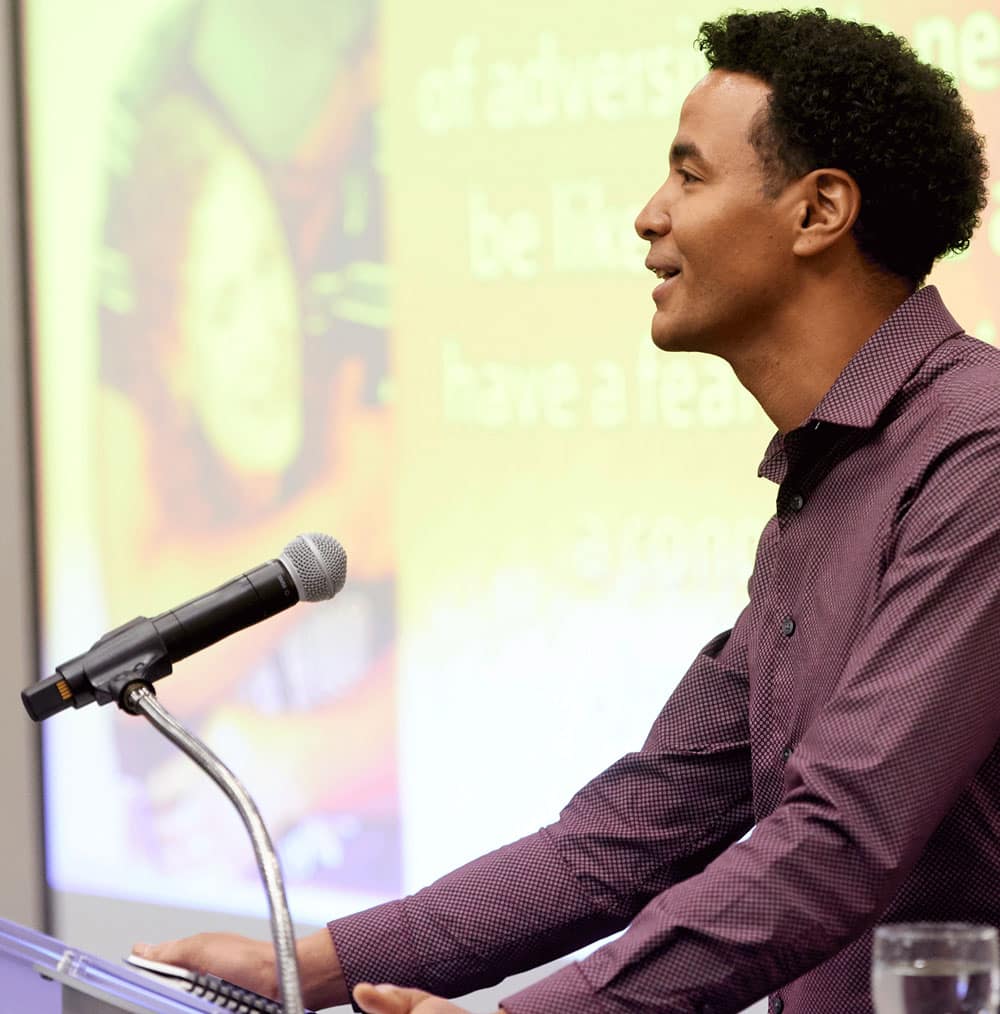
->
xmin=23 ymin=0 xmax=1000 ymax=952
xmin=40 ymin=0 xmax=398 ymax=911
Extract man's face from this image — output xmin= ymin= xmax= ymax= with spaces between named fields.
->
xmin=636 ymin=70 xmax=801 ymax=358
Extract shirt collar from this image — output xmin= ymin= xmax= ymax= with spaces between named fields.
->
xmin=807 ymin=285 xmax=963 ymax=429
xmin=757 ymin=286 xmax=964 ymax=481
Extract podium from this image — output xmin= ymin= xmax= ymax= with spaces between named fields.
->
xmin=0 ymin=916 xmax=226 ymax=1013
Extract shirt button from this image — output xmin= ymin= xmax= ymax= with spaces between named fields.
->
xmin=781 ymin=616 xmax=796 ymax=637
xmin=789 ymin=493 xmax=805 ymax=512
xmin=772 ymin=998 xmax=784 ymax=1014
xmin=781 ymin=747 xmax=792 ymax=761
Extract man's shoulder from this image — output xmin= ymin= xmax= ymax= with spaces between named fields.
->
xmin=908 ymin=332 xmax=1000 ymax=423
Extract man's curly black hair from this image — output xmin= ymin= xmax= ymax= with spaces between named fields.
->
xmin=696 ymin=9 xmax=989 ymax=287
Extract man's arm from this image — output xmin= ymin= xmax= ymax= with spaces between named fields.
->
xmin=496 ymin=420 xmax=1000 ymax=1013
xmin=330 ymin=623 xmax=755 ymax=1001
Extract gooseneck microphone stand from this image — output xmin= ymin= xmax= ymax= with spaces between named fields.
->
xmin=121 ymin=682 xmax=305 ymax=1014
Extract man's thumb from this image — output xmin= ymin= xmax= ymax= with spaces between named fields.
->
xmin=354 ymin=982 xmax=431 ymax=1014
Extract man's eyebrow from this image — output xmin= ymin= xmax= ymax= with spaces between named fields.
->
xmin=670 ymin=141 xmax=706 ymax=164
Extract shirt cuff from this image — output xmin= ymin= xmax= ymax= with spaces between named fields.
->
xmin=328 ymin=900 xmax=424 ymax=1007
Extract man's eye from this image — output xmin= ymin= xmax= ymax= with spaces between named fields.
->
xmin=677 ymin=169 xmax=698 ymax=184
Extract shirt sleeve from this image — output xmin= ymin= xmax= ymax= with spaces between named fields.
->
xmin=502 ymin=416 xmax=1000 ymax=1013
xmin=327 ymin=619 xmax=755 ymax=1003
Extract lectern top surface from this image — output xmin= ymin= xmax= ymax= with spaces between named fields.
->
xmin=0 ymin=916 xmax=231 ymax=1013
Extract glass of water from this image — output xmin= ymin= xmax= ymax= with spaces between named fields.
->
xmin=873 ymin=923 xmax=1000 ymax=1014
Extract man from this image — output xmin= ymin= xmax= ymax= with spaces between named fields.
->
xmin=134 ymin=10 xmax=997 ymax=1013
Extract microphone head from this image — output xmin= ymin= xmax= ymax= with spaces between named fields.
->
xmin=280 ymin=533 xmax=348 ymax=602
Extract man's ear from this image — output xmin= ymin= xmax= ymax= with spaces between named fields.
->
xmin=790 ymin=168 xmax=861 ymax=258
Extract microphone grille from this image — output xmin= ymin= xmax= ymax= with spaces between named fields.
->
xmin=280 ymin=533 xmax=348 ymax=602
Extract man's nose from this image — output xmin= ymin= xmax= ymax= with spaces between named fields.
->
xmin=634 ymin=183 xmax=670 ymax=241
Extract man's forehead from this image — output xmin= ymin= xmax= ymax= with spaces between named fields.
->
xmin=681 ymin=70 xmax=772 ymax=119
xmin=672 ymin=70 xmax=772 ymax=161
xmin=687 ymin=68 xmax=771 ymax=101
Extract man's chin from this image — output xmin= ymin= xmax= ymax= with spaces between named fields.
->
xmin=651 ymin=313 xmax=721 ymax=355
xmin=650 ymin=323 xmax=693 ymax=353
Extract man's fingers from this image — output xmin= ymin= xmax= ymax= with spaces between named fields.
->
xmin=353 ymin=982 xmax=432 ymax=1014
xmin=131 ymin=934 xmax=217 ymax=968
xmin=129 ymin=932 xmax=275 ymax=991
xmin=132 ymin=939 xmax=187 ymax=964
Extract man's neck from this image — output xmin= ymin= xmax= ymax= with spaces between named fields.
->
xmin=729 ymin=275 xmax=914 ymax=433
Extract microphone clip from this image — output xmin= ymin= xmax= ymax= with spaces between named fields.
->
xmin=24 ymin=617 xmax=173 ymax=721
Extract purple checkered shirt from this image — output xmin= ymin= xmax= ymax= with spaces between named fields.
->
xmin=328 ymin=286 xmax=1000 ymax=1013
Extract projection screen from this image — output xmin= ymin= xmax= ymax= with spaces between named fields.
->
xmin=19 ymin=0 xmax=1000 ymax=974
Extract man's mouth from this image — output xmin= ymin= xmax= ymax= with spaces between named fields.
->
xmin=652 ymin=266 xmax=681 ymax=280
xmin=648 ymin=263 xmax=682 ymax=304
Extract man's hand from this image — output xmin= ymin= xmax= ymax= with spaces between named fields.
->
xmin=132 ymin=928 xmax=350 ymax=1009
xmin=133 ymin=933 xmax=277 ymax=997
xmin=353 ymin=983 xmax=499 ymax=1014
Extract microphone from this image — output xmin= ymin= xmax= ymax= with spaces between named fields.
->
xmin=22 ymin=533 xmax=347 ymax=723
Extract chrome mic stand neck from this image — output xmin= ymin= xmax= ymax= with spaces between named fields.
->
xmin=122 ymin=682 xmax=304 ymax=1014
